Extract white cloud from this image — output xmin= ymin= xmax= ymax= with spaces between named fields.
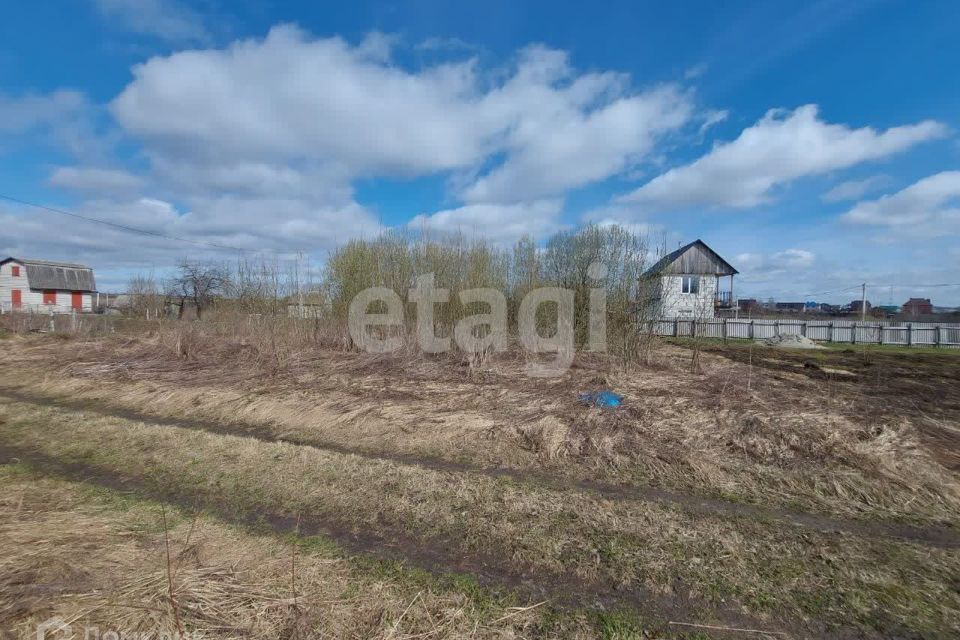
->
xmin=1 ymin=198 xmax=184 ymax=267
xmin=112 ymin=29 xmax=695 ymax=197
xmin=48 ymin=166 xmax=145 ymax=194
xmin=409 ymin=200 xmax=564 ymax=243
xmin=841 ymin=171 xmax=960 ymax=234
xmin=459 ymin=55 xmax=694 ymax=202
xmin=0 ymin=90 xmax=87 ymax=134
xmin=415 ymin=36 xmax=477 ymax=53
xmin=618 ymin=105 xmax=946 ymax=209
xmin=179 ymin=195 xmax=381 ymax=247
xmin=1 ymin=194 xmax=381 ymax=287
xmin=593 ymin=219 xmax=664 ymax=242
xmin=684 ymin=63 xmax=708 ymax=80
xmin=112 ymin=26 xmax=488 ymax=174
xmin=94 ymin=0 xmax=209 ymax=44
xmin=579 ymin=204 xmax=666 ymax=238
xmin=698 ymin=109 xmax=728 ymax=135
xmin=0 ymin=90 xmax=114 ymax=161
xmin=150 ymin=157 xmax=354 ymax=201
xmin=821 ymin=175 xmax=890 ymax=202
xmin=735 ymin=248 xmax=816 ymax=271
xmin=91 ymin=26 xmax=707 ymax=265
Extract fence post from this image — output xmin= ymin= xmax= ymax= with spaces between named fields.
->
xmin=828 ymin=322 xmax=833 ymax=342
xmin=801 ymin=321 xmax=807 ymax=337
xmin=852 ymin=322 xmax=857 ymax=344
xmin=673 ymin=318 xmax=678 ymax=337
xmin=936 ymin=325 xmax=941 ymax=347
xmin=907 ymin=323 xmax=912 ymax=347
xmin=48 ymin=309 xmax=55 ymax=333
xmin=774 ymin=320 xmax=779 ymax=336
xmin=749 ymin=320 xmax=754 ymax=339
xmin=878 ymin=323 xmax=883 ymax=345
xmin=691 ymin=319 xmax=696 ymax=338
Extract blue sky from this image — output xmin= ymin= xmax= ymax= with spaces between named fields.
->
xmin=1 ymin=0 xmax=959 ymax=305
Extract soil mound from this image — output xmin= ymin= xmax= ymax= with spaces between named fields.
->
xmin=758 ymin=333 xmax=825 ymax=349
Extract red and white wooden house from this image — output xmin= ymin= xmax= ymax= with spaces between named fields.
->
xmin=0 ymin=257 xmax=97 ymax=313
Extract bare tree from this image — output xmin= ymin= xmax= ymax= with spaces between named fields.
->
xmin=687 ymin=279 xmax=716 ymax=374
xmin=540 ymin=224 xmax=649 ymax=351
xmin=168 ymin=260 xmax=229 ymax=320
xmin=230 ymin=256 xmax=285 ymax=315
xmin=630 ymin=271 xmax=665 ymax=367
xmin=126 ymin=272 xmax=163 ymax=318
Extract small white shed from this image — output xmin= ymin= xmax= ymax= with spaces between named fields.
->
xmin=643 ymin=240 xmax=737 ymax=319
xmin=0 ymin=257 xmax=97 ymax=313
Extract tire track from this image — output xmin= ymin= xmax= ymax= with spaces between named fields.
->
xmin=0 ymin=443 xmax=848 ymax=640
xmin=1 ymin=387 xmax=957 ymax=550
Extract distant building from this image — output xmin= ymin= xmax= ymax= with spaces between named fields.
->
xmin=738 ymin=298 xmax=760 ymax=313
xmin=902 ymin=298 xmax=933 ymax=316
xmin=0 ymin=257 xmax=97 ymax=313
xmin=642 ymin=239 xmax=738 ymax=319
xmin=846 ymin=299 xmax=872 ymax=315
xmin=774 ymin=302 xmax=805 ymax=313
xmin=874 ymin=304 xmax=900 ymax=317
xmin=287 ymin=292 xmax=327 ymax=319
xmin=802 ymin=302 xmax=839 ymax=314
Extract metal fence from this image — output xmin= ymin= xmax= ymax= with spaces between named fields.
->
xmin=0 ymin=301 xmax=80 ymax=314
xmin=655 ymin=318 xmax=960 ymax=348
xmin=0 ymin=308 xmax=122 ymax=334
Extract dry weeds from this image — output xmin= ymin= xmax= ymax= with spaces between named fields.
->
xmin=1 ymin=400 xmax=959 ymax=636
xmin=1 ymin=329 xmax=957 ymax=526
xmin=0 ymin=468 xmax=565 ymax=639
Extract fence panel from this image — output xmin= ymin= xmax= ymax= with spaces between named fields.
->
xmin=653 ymin=317 xmax=960 ymax=348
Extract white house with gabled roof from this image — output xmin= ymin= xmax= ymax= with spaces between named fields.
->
xmin=642 ymin=240 xmax=737 ymax=319
xmin=0 ymin=257 xmax=97 ymax=313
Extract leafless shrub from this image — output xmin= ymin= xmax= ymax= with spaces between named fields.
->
xmin=166 ymin=260 xmax=231 ymax=320
xmin=126 ymin=272 xmax=165 ymax=318
xmin=323 ymin=224 xmax=656 ymax=363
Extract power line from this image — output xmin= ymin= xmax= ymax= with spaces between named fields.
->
xmin=797 ymin=283 xmax=960 ymax=299
xmin=0 ymin=193 xmax=253 ymax=254
xmin=867 ymin=282 xmax=960 ymax=288
xmin=798 ymin=285 xmax=863 ymax=298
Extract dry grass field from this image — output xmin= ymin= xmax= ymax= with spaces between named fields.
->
xmin=1 ymin=321 xmax=959 ymax=638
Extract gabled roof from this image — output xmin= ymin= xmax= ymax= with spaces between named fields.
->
xmin=643 ymin=239 xmax=738 ymax=277
xmin=1 ymin=257 xmax=97 ymax=291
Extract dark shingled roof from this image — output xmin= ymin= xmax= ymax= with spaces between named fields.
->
xmin=2 ymin=257 xmax=97 ymax=292
xmin=643 ymin=239 xmax=738 ymax=277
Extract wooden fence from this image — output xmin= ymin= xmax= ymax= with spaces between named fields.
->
xmin=655 ymin=318 xmax=960 ymax=348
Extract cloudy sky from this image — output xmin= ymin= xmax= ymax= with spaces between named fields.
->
xmin=1 ymin=0 xmax=959 ymax=304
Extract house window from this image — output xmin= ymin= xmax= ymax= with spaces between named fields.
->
xmin=11 ymin=266 xmax=20 ymax=277
xmin=43 ymin=290 xmax=57 ymax=305
xmin=681 ymin=276 xmax=699 ymax=294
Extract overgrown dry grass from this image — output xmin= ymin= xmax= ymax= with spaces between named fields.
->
xmin=3 ymin=321 xmax=960 ymax=637
xmin=2 ymin=400 xmax=959 ymax=637
xmin=0 ymin=466 xmax=575 ymax=639
xmin=2 ymin=324 xmax=958 ymax=526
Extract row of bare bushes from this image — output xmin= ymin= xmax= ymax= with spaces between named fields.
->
xmin=91 ymin=225 xmax=673 ymax=369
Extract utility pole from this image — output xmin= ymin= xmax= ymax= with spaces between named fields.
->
xmin=860 ymin=283 xmax=867 ymax=323
xmin=297 ymin=250 xmax=304 ymax=317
